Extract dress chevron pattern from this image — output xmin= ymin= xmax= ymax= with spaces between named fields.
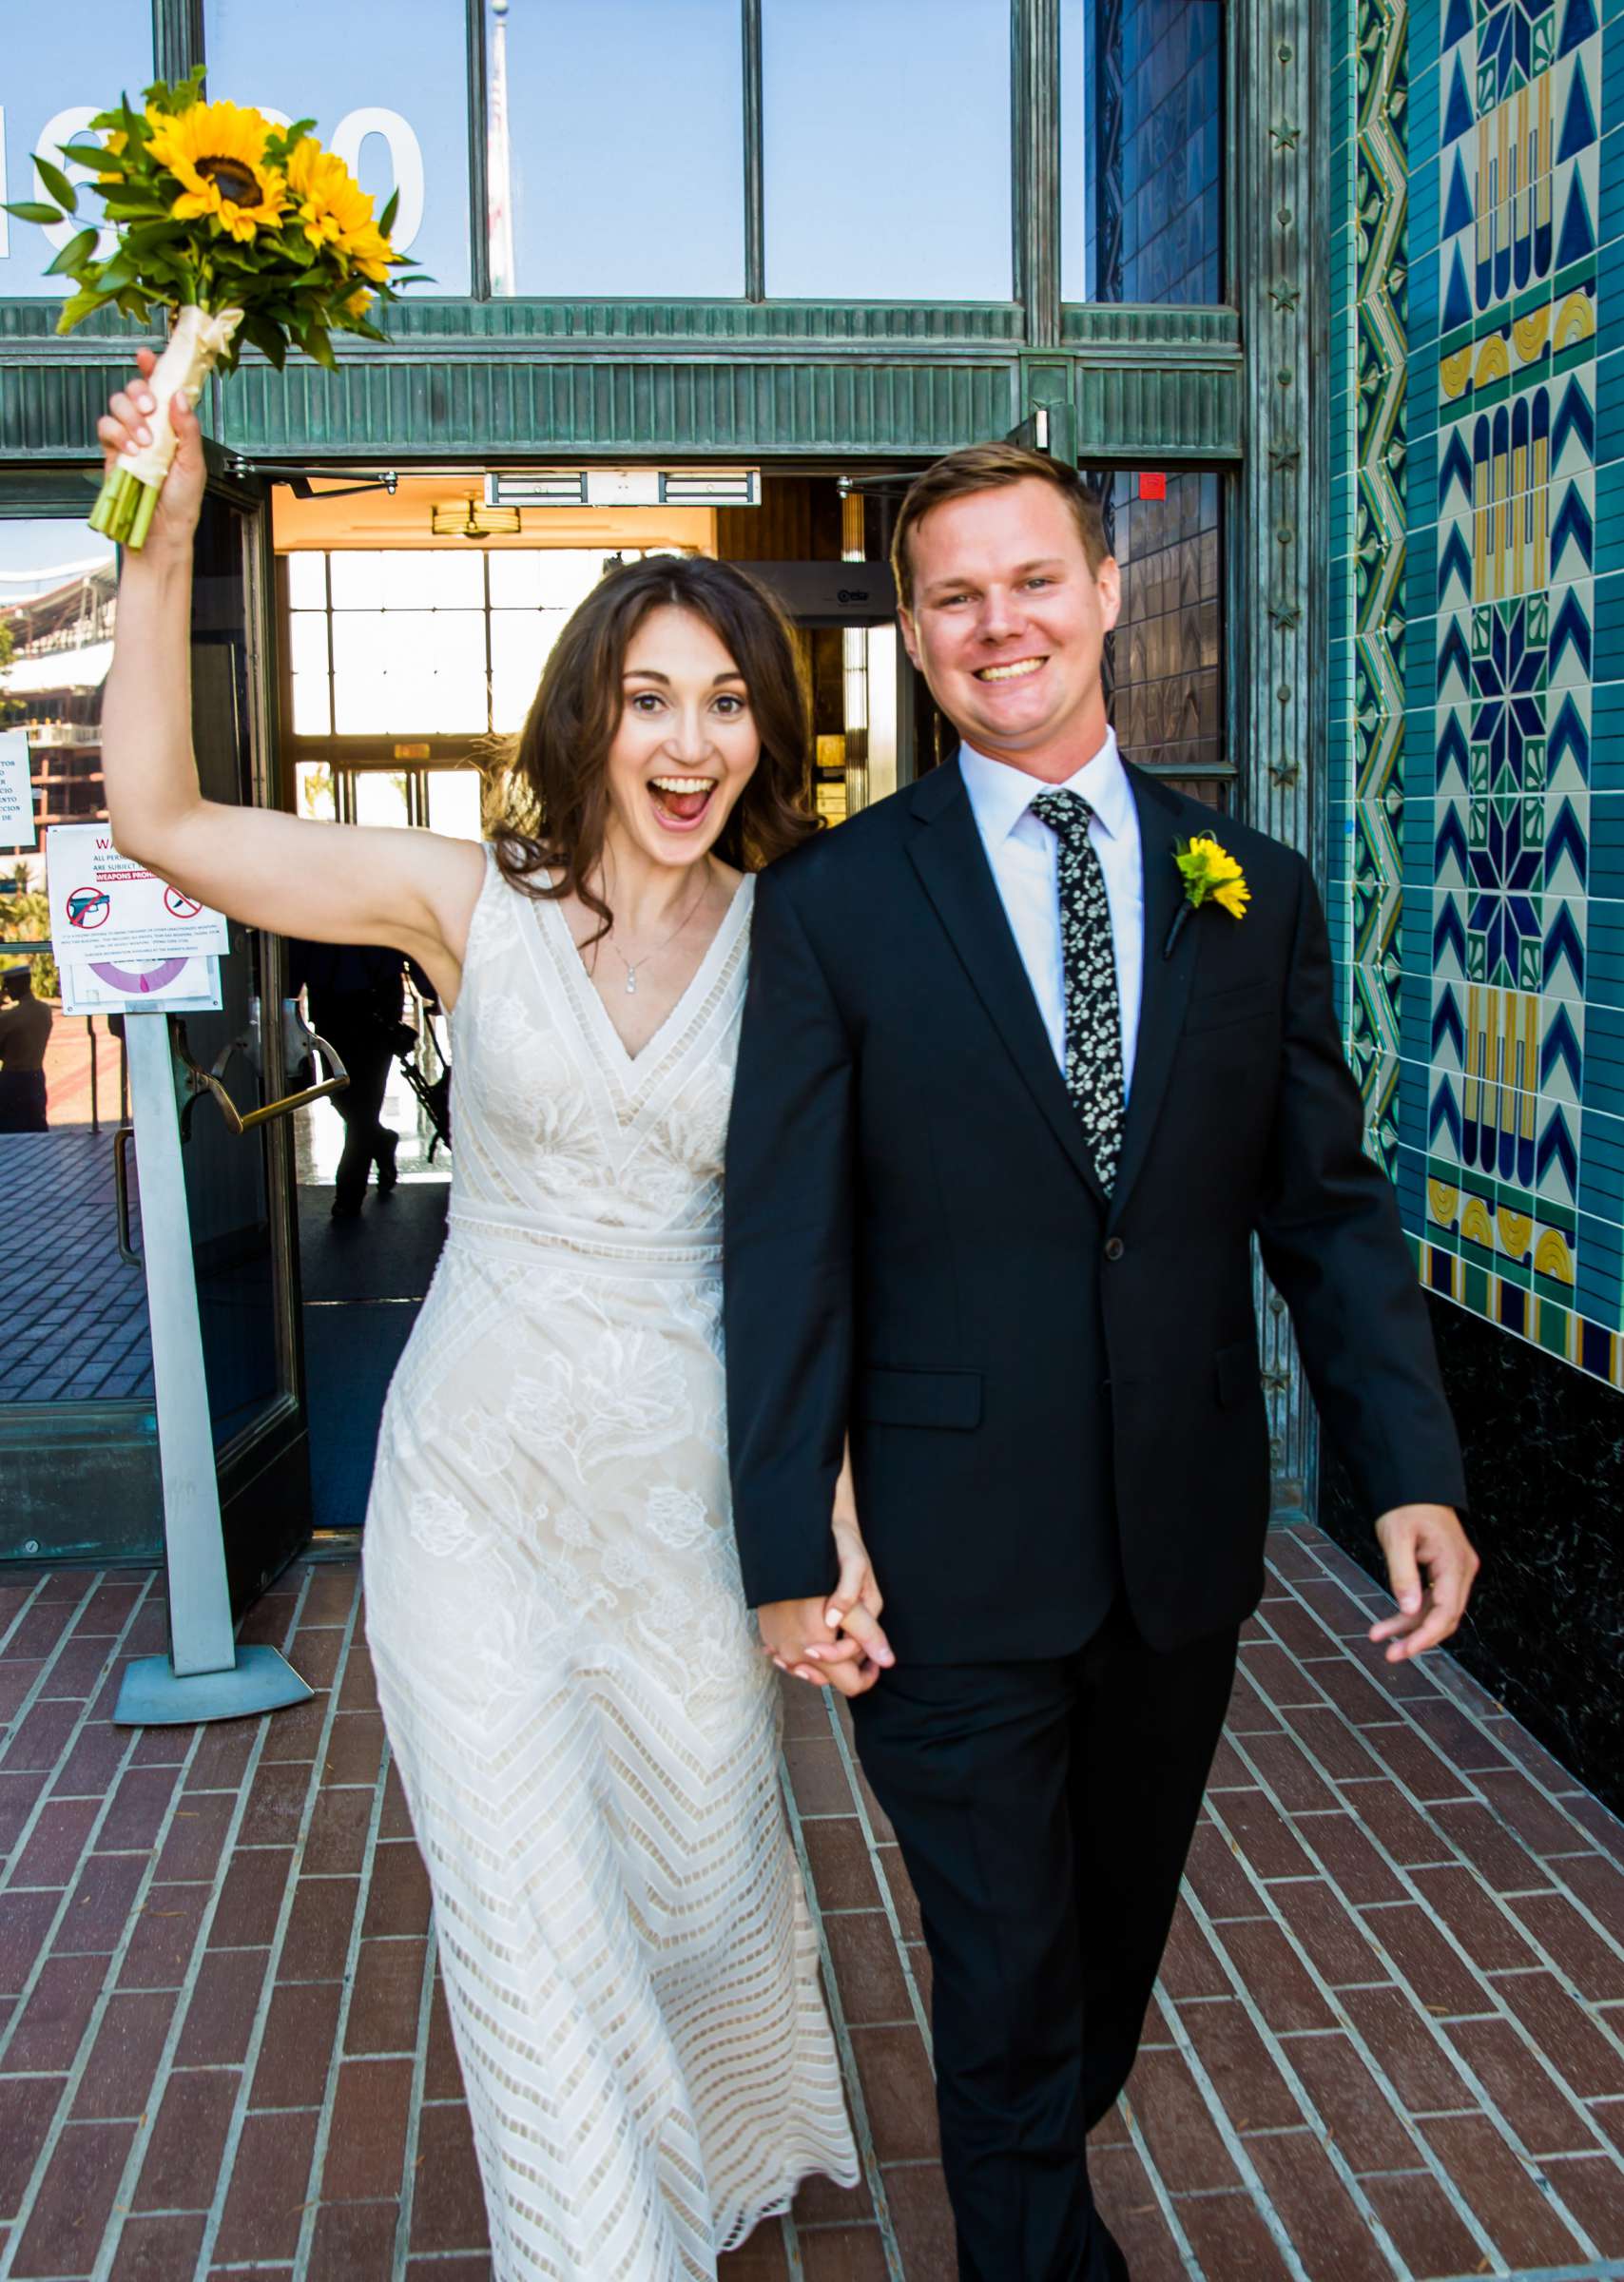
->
xmin=362 ymin=851 xmax=858 ymax=2278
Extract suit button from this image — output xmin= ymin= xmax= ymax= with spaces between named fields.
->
xmin=1104 ymin=1237 xmax=1125 ymax=1262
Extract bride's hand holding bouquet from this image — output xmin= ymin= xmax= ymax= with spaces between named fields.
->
xmin=7 ymin=68 xmax=416 ymax=549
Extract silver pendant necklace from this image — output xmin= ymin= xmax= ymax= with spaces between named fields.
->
xmin=607 ymin=864 xmax=712 ymax=996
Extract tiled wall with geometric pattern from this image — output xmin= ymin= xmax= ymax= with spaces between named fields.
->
xmin=1332 ymin=0 xmax=1624 ymax=1398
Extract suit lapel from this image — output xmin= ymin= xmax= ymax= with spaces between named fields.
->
xmin=1109 ymin=764 xmax=1201 ymax=1224
xmin=907 ymin=759 xmax=1108 ymax=1209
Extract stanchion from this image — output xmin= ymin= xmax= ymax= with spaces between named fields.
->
xmin=113 ymin=1010 xmax=311 ymax=1726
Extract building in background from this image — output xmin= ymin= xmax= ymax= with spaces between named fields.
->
xmin=0 ymin=1 xmax=1616 ymax=1808
xmin=0 ymin=558 xmax=115 ymax=860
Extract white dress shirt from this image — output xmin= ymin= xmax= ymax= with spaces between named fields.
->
xmin=958 ymin=729 xmax=1144 ymax=1096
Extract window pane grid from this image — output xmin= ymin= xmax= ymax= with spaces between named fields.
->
xmin=761 ymin=0 xmax=1013 ymax=300
xmin=287 ymin=551 xmax=651 ymax=743
xmin=488 ymin=0 xmax=745 ymax=296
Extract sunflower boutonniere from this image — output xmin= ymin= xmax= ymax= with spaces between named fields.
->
xmin=1164 ymin=834 xmax=1250 ymax=958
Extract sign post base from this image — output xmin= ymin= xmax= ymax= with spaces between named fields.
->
xmin=114 ymin=1644 xmax=314 ymax=1728
xmin=116 ymin=1012 xmax=310 ymax=1729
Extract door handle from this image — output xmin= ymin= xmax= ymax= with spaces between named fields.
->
xmin=112 ymin=1124 xmax=140 ymax=1264
xmin=172 ymin=1020 xmax=350 ymax=1136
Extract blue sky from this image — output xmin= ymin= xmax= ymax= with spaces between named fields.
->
xmin=0 ymin=520 xmax=114 ymax=587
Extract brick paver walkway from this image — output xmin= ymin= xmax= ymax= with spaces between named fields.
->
xmin=1 ymin=1525 xmax=1621 ymax=2280
xmin=0 ymin=1132 xmax=151 ymax=1408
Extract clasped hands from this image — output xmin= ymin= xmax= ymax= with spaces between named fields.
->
xmin=757 ymin=1450 xmax=894 ymax=1699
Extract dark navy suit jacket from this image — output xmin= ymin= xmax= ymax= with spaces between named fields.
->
xmin=724 ymin=754 xmax=1467 ymax=1663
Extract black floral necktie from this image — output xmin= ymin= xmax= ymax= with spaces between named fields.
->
xmin=1029 ymin=788 xmax=1126 ymax=1194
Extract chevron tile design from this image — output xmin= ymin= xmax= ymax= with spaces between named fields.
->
xmin=1333 ymin=0 xmax=1621 ymax=1387
xmin=1337 ymin=0 xmax=1411 ymax=1177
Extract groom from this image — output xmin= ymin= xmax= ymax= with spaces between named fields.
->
xmin=724 ymin=444 xmax=1476 ymax=2280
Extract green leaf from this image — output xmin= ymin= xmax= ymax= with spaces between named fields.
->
xmin=242 ymin=315 xmax=288 ymax=370
xmin=33 ymin=158 xmax=79 ymax=214
xmin=1 ymin=202 xmax=66 ymax=225
xmin=121 ymin=218 xmax=183 ymax=249
xmin=377 ymin=188 xmax=399 ymax=239
xmin=115 ymin=287 xmax=156 ymax=321
xmin=55 ymin=287 xmax=110 ymax=335
xmin=123 ymin=216 xmax=181 ymax=242
xmin=148 ymin=68 xmax=203 ymax=116
xmin=45 ymin=227 xmax=99 ymax=277
xmin=56 ymin=144 xmax=113 ymax=172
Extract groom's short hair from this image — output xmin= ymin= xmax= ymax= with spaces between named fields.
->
xmin=891 ymin=443 xmax=1111 ymax=609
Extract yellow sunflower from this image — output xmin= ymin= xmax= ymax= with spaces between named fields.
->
xmin=147 ymin=99 xmax=286 ymax=242
xmin=285 ymin=138 xmax=395 ymax=279
xmin=1175 ymin=834 xmax=1251 ymax=920
xmin=347 ymin=222 xmax=398 ymax=284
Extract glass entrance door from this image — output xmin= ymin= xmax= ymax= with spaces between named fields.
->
xmin=0 ymin=474 xmax=313 ymax=1604
xmin=180 ymin=480 xmax=312 ymax=1604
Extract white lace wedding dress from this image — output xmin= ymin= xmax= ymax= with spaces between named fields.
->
xmin=361 ymin=851 xmax=859 ymax=2279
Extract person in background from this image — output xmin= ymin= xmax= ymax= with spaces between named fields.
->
xmin=0 ymin=966 xmax=51 ymax=1132
xmin=288 ymin=938 xmax=431 ymax=1219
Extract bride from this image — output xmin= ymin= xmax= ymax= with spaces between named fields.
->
xmin=96 ymin=355 xmax=879 ymax=2277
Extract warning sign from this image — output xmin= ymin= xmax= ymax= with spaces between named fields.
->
xmin=46 ymin=825 xmax=229 ymax=962
xmin=59 ymin=953 xmax=222 ymax=1018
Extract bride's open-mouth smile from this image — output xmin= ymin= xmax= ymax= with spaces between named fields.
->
xmin=648 ymin=773 xmax=720 ymax=831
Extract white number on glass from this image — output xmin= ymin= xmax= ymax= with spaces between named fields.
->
xmin=35 ymin=107 xmax=118 ymax=266
xmin=331 ymin=109 xmax=424 ymax=257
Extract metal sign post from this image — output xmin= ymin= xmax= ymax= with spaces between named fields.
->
xmin=113 ymin=1011 xmax=312 ymax=1725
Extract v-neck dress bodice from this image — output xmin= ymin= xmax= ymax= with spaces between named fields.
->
xmin=446 ymin=860 xmax=754 ymax=1267
xmin=361 ymin=852 xmax=855 ymax=2280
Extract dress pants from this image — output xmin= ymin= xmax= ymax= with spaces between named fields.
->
xmin=310 ymin=997 xmax=396 ymax=1211
xmin=0 ymin=1070 xmax=47 ymax=1132
xmin=851 ymin=1596 xmax=1239 ymax=2282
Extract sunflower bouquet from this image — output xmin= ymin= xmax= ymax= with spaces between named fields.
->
xmin=5 ymin=68 xmax=416 ymax=550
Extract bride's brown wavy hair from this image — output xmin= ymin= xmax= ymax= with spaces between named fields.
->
xmin=490 ymin=554 xmax=818 ymax=940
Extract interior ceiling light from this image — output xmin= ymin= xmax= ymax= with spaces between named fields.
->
xmin=487 ymin=469 xmax=760 ymax=510
xmin=431 ymin=497 xmax=524 ymax=541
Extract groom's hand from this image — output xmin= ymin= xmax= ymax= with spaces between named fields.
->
xmin=1370 ymin=1504 xmax=1479 ymax=1662
xmin=759 ymin=1529 xmax=895 ymax=1699
xmin=759 ymin=1596 xmax=875 ymax=1695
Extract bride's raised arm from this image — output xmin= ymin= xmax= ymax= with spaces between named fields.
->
xmin=97 ymin=349 xmax=486 ymax=1009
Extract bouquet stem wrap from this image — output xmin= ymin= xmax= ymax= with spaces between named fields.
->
xmin=89 ymin=303 xmax=243 ymax=549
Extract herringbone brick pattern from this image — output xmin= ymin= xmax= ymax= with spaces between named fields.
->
xmin=0 ymin=1526 xmax=1621 ymax=2279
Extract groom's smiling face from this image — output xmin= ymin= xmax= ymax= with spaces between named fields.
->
xmin=899 ymin=477 xmax=1121 ymax=774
